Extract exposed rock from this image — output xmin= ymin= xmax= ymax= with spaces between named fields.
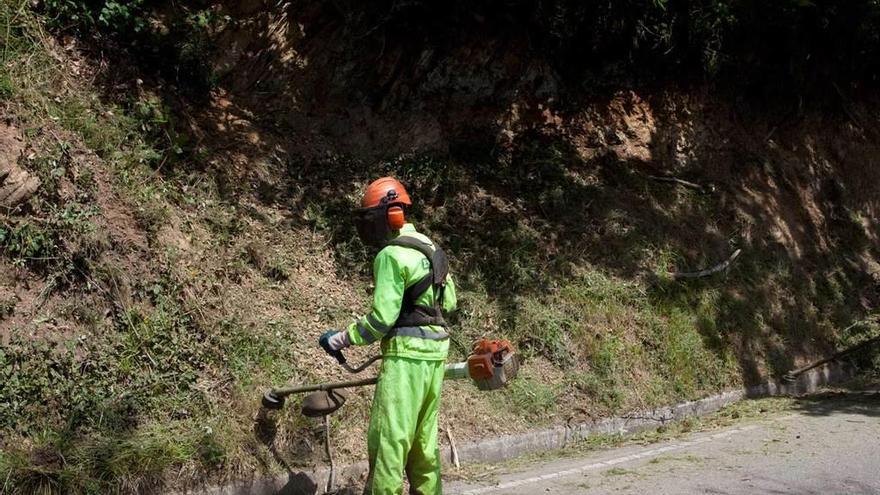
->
xmin=0 ymin=123 xmax=39 ymax=207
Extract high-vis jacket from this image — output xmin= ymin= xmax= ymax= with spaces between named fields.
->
xmin=346 ymin=223 xmax=457 ymax=361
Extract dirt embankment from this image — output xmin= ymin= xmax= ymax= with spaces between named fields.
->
xmin=178 ymin=2 xmax=880 ymax=255
xmin=2 ymin=2 xmax=879 ymax=492
xmin=126 ymin=0 xmax=880 ymax=435
xmin=183 ymin=1 xmax=880 ymax=326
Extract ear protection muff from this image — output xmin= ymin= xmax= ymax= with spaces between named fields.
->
xmin=387 ymin=206 xmax=405 ymax=230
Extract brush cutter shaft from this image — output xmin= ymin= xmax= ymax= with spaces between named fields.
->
xmin=265 ymin=339 xmax=519 ymax=409
xmin=271 ymin=376 xmax=379 ymax=399
xmin=341 ymin=355 xmax=383 ymax=374
xmin=272 ymin=360 xmax=466 ymax=401
xmin=444 ymin=361 xmax=469 ymax=380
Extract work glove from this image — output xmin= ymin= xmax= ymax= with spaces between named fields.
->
xmin=319 ymin=330 xmax=350 ymax=364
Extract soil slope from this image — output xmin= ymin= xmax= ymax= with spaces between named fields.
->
xmin=1 ymin=3 xmax=879 ymax=493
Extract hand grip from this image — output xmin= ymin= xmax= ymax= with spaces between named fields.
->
xmin=319 ymin=332 xmax=347 ymax=365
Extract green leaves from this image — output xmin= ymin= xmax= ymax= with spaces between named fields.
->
xmin=97 ymin=1 xmax=146 ymax=31
xmin=40 ymin=0 xmax=147 ymax=32
xmin=0 ymin=222 xmax=54 ymax=263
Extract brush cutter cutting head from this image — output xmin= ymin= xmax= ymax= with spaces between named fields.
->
xmin=302 ymin=389 xmax=348 ymax=417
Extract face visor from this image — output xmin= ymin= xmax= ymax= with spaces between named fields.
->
xmin=354 ymin=205 xmax=391 ymax=247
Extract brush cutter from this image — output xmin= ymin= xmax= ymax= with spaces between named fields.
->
xmin=261 ymin=339 xmax=519 ymax=414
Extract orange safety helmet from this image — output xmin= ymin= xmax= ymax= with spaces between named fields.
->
xmin=354 ymin=177 xmax=412 ymax=247
xmin=361 ymin=177 xmax=412 ymax=209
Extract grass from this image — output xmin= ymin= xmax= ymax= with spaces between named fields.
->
xmin=0 ymin=292 xmax=309 ymax=492
xmin=498 ymin=269 xmax=740 ymax=416
xmin=495 ymin=371 xmax=561 ymax=419
xmin=0 ymin=74 xmax=13 ymax=98
xmin=0 ymin=420 xmax=229 ymax=494
xmin=1 ymin=1 xmax=879 ymax=493
xmin=0 ymin=4 xmax=265 ymax=492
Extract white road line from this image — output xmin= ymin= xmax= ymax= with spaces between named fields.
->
xmin=456 ymin=424 xmax=761 ymax=495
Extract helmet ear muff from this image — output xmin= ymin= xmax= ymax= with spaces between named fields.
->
xmin=387 ymin=206 xmax=405 ymax=230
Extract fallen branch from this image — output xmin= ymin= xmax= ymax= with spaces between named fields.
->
xmin=784 ymin=335 xmax=880 ymax=382
xmin=646 ymin=174 xmax=716 ymax=194
xmin=670 ymin=249 xmax=742 ymax=280
xmin=445 ymin=426 xmax=460 ymax=470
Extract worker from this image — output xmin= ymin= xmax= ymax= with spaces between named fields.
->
xmin=319 ymin=177 xmax=457 ymax=495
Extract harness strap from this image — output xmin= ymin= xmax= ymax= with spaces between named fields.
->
xmin=387 ymin=235 xmax=450 ymax=331
xmin=402 ymin=274 xmax=433 ymax=307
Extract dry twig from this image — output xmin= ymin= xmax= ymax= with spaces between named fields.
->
xmin=670 ymin=249 xmax=742 ymax=280
xmin=647 ymin=174 xmax=716 ymax=194
xmin=445 ymin=425 xmax=460 ymax=470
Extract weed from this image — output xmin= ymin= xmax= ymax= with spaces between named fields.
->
xmin=577 ymin=335 xmax=627 ymax=410
xmin=303 ymin=202 xmax=333 ymax=232
xmin=243 ymin=241 xmax=290 ymax=281
xmin=263 ymin=260 xmax=289 ymax=282
xmin=217 ymin=317 xmax=301 ymax=386
xmin=204 ymin=204 xmax=246 ymax=244
xmin=0 ymin=446 xmax=63 ymax=495
xmin=604 ymin=467 xmax=636 ymax=476
xmin=496 ymin=373 xmax=560 ymax=420
xmin=131 ymin=96 xmax=191 ymax=159
xmin=0 ymin=75 xmax=13 ymax=98
xmin=40 ymin=0 xmax=148 ymax=33
xmin=515 ymin=297 xmax=577 ymax=367
xmin=25 ymin=143 xmax=72 ymax=196
xmin=0 ymin=221 xmax=55 ymax=265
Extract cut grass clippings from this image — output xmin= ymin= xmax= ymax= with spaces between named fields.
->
xmin=443 ymin=395 xmax=798 ymax=483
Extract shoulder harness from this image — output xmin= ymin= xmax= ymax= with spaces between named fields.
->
xmin=387 ymin=235 xmax=449 ymax=329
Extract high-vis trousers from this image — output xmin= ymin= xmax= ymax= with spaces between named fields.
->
xmin=364 ymin=356 xmax=445 ymax=495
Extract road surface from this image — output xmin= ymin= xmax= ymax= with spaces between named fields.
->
xmin=446 ymin=391 xmax=880 ymax=495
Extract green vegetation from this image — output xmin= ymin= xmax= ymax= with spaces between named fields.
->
xmin=0 ymin=3 xmax=280 ymax=492
xmin=265 ymin=0 xmax=880 ymax=108
xmin=0 ymin=222 xmax=54 ymax=264
xmin=1 ymin=0 xmax=878 ymax=493
xmin=496 ymin=372 xmax=562 ymax=419
xmin=491 ymin=270 xmax=738 ymax=414
xmin=40 ymin=0 xmax=148 ymax=32
xmin=37 ymin=0 xmax=224 ymax=91
xmin=0 ymin=75 xmax=12 ymax=98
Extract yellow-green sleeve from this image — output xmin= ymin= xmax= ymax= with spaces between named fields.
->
xmin=347 ymin=248 xmax=404 ymax=345
xmin=442 ymin=274 xmax=457 ymax=313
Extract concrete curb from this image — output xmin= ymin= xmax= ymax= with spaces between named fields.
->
xmin=194 ymin=361 xmax=853 ymax=495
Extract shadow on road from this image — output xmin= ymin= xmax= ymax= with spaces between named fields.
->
xmin=790 ymin=389 xmax=880 ymax=418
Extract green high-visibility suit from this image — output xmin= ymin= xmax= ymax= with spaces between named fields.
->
xmin=346 ymin=223 xmax=457 ymax=495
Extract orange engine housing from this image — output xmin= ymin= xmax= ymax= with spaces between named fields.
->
xmin=467 ymin=339 xmax=514 ymax=380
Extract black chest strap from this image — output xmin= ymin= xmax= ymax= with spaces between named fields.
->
xmin=387 ymin=235 xmax=449 ymax=328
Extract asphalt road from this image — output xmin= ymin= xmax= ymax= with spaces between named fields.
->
xmin=446 ymin=391 xmax=880 ymax=495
